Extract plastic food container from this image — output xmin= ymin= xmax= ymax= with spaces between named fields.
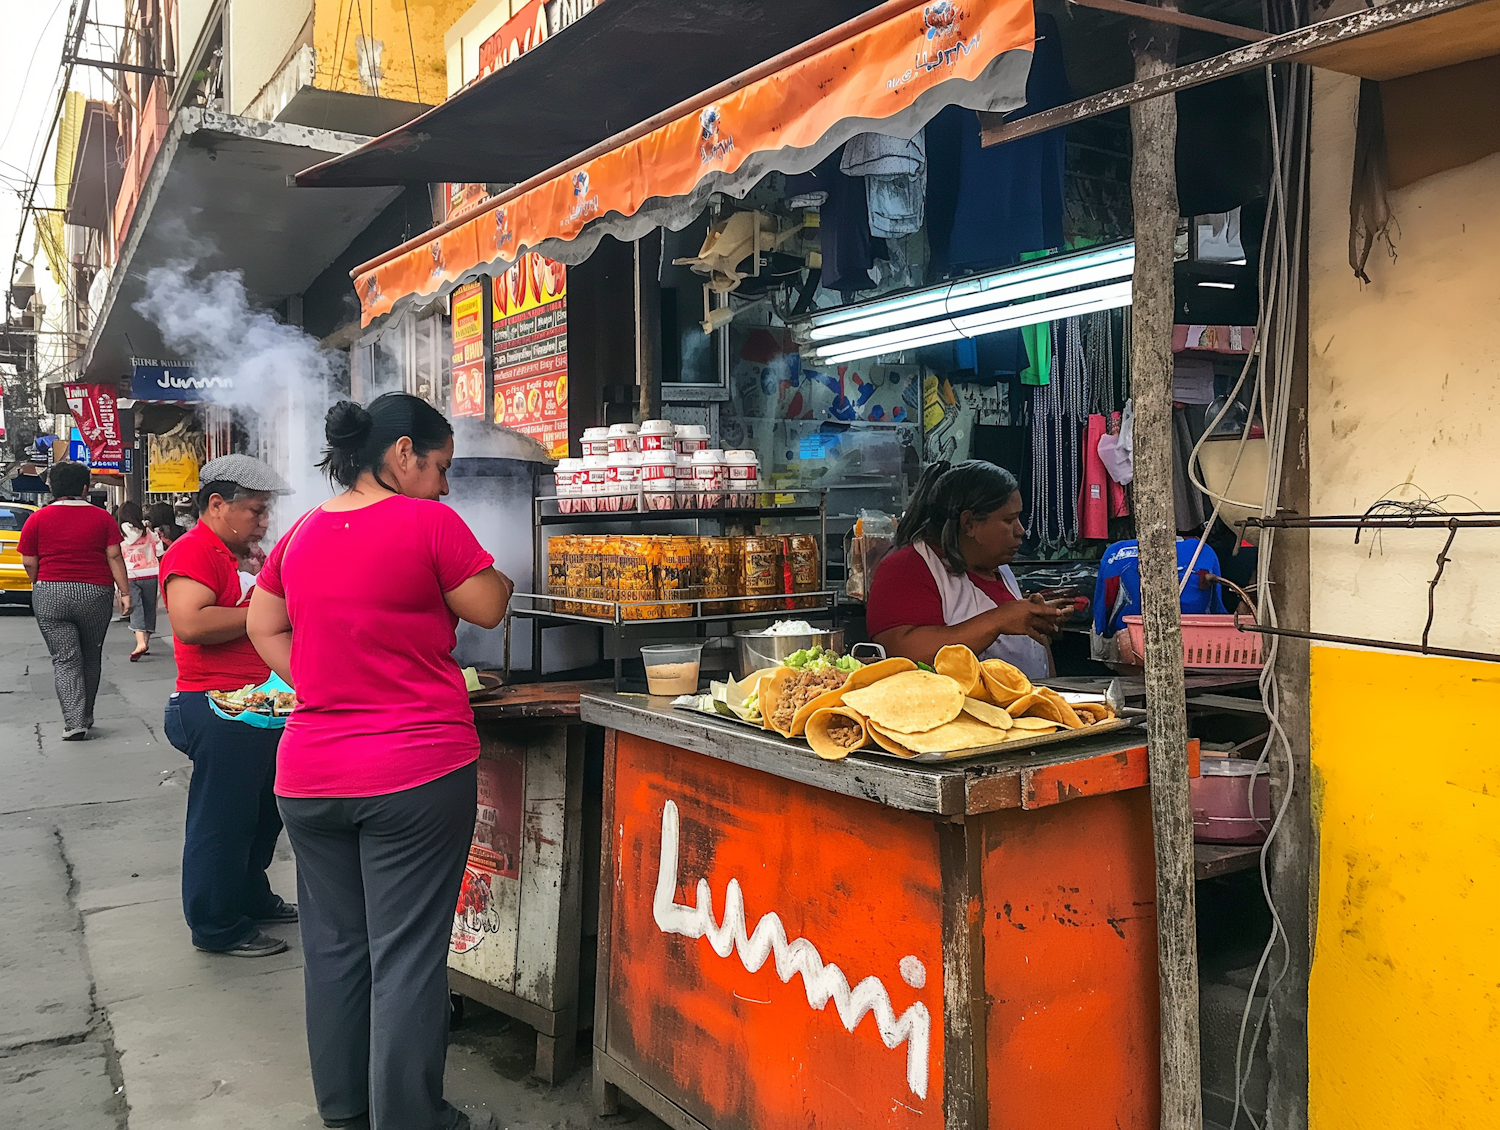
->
xmin=604 ymin=451 xmax=642 ymax=512
xmin=675 ymin=424 xmax=710 ymax=456
xmin=580 ymin=426 xmax=610 ymax=458
xmin=1123 ymin=614 xmax=1265 ymax=670
xmin=639 ymin=419 xmax=676 ymax=452
xmin=607 ymin=422 xmax=641 ymax=454
xmin=640 ymin=643 xmax=704 ymax=696
xmin=675 ymin=454 xmax=695 ymax=509
xmin=580 ymin=454 xmax=609 ymax=513
xmin=553 ymin=458 xmax=582 ymax=514
xmin=692 ymin=448 xmax=727 ymax=509
xmin=641 ymin=450 xmax=677 ymax=511
xmin=725 ymin=450 xmax=760 ymax=508
xmin=1191 ymin=757 xmax=1271 ymax=844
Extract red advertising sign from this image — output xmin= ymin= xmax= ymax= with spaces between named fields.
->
xmin=450 ymin=282 xmax=486 ymax=418
xmin=452 ymin=753 xmax=524 ymax=955
xmin=476 ymin=0 xmax=603 ymax=80
xmin=478 ymin=0 xmax=549 ymax=79
xmin=64 ymin=383 xmax=124 ymax=466
xmin=492 ymin=253 xmax=568 ymax=458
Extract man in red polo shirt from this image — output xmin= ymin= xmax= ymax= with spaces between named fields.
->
xmin=161 ymin=454 xmax=297 ymax=958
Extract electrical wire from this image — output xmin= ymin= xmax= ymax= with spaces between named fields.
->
xmin=403 ymin=0 xmax=421 ymax=105
xmin=1225 ymin=59 xmax=1312 ymax=1130
xmin=7 ymin=0 xmax=88 ymax=320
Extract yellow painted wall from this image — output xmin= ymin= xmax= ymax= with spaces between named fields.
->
xmin=1307 ymin=646 xmax=1500 ymax=1126
xmin=312 ymin=0 xmax=470 ymax=106
xmin=1306 ymin=67 xmax=1500 ymax=1129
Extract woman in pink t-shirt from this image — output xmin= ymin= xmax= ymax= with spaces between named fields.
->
xmin=248 ymin=393 xmax=512 ymax=1130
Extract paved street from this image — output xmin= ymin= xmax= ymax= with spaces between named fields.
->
xmin=0 ymin=608 xmax=612 ymax=1130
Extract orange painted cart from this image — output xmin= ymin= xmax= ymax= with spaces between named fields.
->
xmin=582 ymin=692 xmax=1197 ymax=1130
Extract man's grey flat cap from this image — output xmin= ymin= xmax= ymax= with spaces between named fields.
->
xmin=199 ymin=454 xmax=293 ymax=495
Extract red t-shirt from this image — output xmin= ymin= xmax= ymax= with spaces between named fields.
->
xmin=17 ymin=501 xmax=122 ymax=584
xmin=864 ymin=543 xmax=1017 ymax=638
xmin=160 ymin=523 xmax=270 ymax=692
xmin=256 ymin=495 xmax=496 ymax=799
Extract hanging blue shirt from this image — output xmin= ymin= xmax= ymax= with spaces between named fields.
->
xmin=1092 ymin=539 xmax=1228 ymax=638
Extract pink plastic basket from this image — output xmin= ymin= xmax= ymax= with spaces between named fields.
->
xmin=1122 ymin=614 xmax=1265 ymax=670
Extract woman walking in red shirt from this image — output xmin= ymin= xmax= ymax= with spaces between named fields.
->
xmin=19 ymin=462 xmax=131 ymax=739
xmin=249 ymin=394 xmax=512 ymax=1130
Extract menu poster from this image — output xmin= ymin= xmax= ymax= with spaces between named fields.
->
xmin=450 ymin=282 xmax=486 ymax=418
xmin=492 ymin=253 xmax=569 ymax=458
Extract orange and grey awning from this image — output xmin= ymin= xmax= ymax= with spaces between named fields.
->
xmin=341 ymin=0 xmax=1038 ymax=327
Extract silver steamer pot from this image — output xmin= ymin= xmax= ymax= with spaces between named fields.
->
xmin=731 ymin=629 xmax=845 ymax=681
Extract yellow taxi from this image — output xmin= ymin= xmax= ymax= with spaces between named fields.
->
xmin=0 ymin=501 xmax=38 ymax=606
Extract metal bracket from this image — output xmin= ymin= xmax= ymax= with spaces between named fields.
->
xmin=1214 ymin=510 xmax=1500 ymax=664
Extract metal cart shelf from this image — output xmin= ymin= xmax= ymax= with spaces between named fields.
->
xmin=510 ymin=490 xmax=839 ymax=687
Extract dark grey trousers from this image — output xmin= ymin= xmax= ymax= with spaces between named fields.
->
xmin=278 ymin=763 xmax=477 ymax=1130
xmin=32 ymin=580 xmax=114 ymax=730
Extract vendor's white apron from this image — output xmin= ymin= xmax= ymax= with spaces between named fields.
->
xmin=912 ymin=541 xmax=1050 ymax=680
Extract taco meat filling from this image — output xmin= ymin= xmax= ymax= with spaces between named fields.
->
xmin=771 ymin=667 xmax=850 ymax=732
xmin=824 ymin=715 xmax=863 ymax=749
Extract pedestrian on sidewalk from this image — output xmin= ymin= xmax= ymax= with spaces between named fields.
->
xmin=115 ymin=501 xmax=161 ymax=662
xmin=161 ymin=454 xmax=299 ymax=959
xmin=18 ymin=461 xmax=132 ymax=740
xmin=147 ymin=501 xmax=184 ymax=551
xmin=248 ymin=394 xmax=512 ymax=1130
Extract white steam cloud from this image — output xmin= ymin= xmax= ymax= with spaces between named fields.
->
xmin=133 ymin=262 xmax=339 ymax=537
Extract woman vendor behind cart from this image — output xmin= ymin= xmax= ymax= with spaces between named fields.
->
xmin=865 ymin=460 xmax=1071 ymax=679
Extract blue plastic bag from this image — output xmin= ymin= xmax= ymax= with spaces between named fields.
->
xmin=207 ymin=672 xmax=295 ymax=729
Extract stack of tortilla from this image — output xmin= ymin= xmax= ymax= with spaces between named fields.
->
xmin=747 ymin=645 xmax=1115 ymax=761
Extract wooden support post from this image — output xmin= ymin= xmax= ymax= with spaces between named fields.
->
xmin=1128 ymin=9 xmax=1204 ymax=1129
xmin=635 ymin=230 xmax=663 ymax=422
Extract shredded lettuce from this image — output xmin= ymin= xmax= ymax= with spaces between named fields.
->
xmin=782 ymin=646 xmax=861 ymax=672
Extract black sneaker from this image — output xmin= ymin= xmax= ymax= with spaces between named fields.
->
xmin=322 ymin=1115 xmax=369 ymax=1130
xmin=255 ymin=899 xmax=299 ymax=924
xmin=197 ymin=930 xmax=289 ymax=958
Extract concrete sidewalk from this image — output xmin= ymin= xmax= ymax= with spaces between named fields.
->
xmin=0 ymin=608 xmax=611 ymax=1129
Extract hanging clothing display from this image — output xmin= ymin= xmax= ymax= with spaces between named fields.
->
xmin=1079 ymin=415 xmax=1110 ymax=540
xmin=925 ymin=12 xmax=1072 ymax=276
xmin=788 ymin=150 xmax=880 ymax=297
xmin=1028 ymin=310 xmax=1129 ymax=547
xmin=1097 ymin=399 xmax=1134 ymax=486
xmin=841 ymin=131 xmax=927 ymax=238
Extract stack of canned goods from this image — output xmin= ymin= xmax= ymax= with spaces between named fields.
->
xmin=545 ymin=533 xmax=822 ymax=618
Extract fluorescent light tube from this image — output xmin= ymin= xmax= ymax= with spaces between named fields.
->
xmin=803 ymin=241 xmax=1135 ymax=344
xmin=809 ymin=279 xmax=1133 ymax=365
xmin=1197 ymin=280 xmax=1235 ymax=289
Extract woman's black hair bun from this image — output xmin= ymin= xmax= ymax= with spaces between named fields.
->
xmin=325 ymin=400 xmax=374 ymax=450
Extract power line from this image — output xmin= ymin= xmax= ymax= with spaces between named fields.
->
xmin=8 ymin=0 xmax=89 ymax=312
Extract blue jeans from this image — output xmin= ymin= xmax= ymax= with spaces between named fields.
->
xmin=165 ymin=691 xmax=286 ymax=951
